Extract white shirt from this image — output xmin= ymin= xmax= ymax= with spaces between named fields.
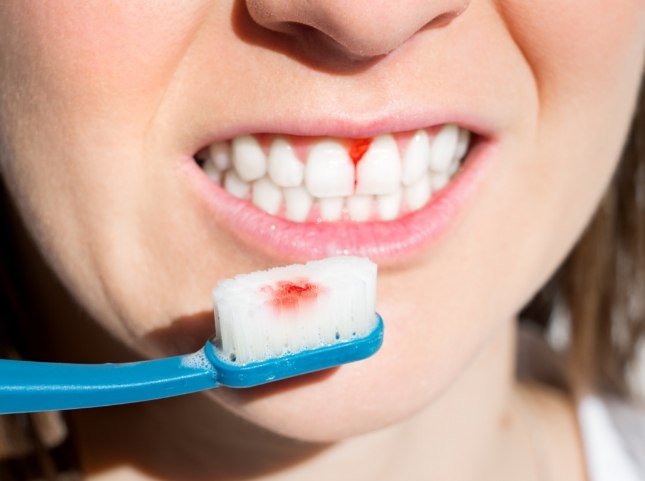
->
xmin=518 ymin=326 xmax=645 ymax=480
xmin=578 ymin=396 xmax=645 ymax=481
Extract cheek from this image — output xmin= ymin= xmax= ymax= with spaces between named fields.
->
xmin=490 ymin=1 xmax=645 ymax=271
xmin=519 ymin=1 xmax=645 ymax=243
xmin=500 ymin=1 xmax=645 ymax=106
xmin=0 ymin=1 xmax=213 ymax=167
xmin=0 ymin=1 xmax=218 ymax=344
xmin=0 ymin=0 xmax=211 ymax=217
xmin=0 ymin=2 xmax=211 ymax=101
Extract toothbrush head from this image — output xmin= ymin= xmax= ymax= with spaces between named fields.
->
xmin=205 ymin=313 xmax=383 ymax=387
xmin=209 ymin=256 xmax=382 ymax=387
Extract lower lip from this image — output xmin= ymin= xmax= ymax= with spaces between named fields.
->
xmin=183 ymin=138 xmax=497 ymax=263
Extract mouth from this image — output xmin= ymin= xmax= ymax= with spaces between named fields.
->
xmin=187 ymin=123 xmax=494 ymax=262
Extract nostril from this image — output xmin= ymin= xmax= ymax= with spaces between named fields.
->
xmin=427 ymin=10 xmax=463 ymax=29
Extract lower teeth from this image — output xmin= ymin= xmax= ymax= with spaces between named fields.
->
xmin=196 ymin=159 xmax=466 ymax=223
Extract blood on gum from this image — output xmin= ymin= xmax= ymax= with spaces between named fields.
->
xmin=348 ymin=138 xmax=372 ymax=166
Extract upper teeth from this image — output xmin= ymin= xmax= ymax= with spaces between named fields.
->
xmin=355 ymin=134 xmax=402 ymax=195
xmin=401 ymin=129 xmax=431 ymax=186
xmin=268 ymin=138 xmax=304 ymax=187
xmin=305 ymin=140 xmax=355 ymax=198
xmin=196 ymin=125 xmax=472 ymax=223
xmin=232 ymin=135 xmax=266 ymax=182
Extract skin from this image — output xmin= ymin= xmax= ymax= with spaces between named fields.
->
xmin=1 ymin=1 xmax=644 ymax=480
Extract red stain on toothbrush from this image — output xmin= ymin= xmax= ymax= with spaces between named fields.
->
xmin=263 ymin=278 xmax=323 ymax=311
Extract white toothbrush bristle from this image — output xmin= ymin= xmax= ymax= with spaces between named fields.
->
xmin=212 ymin=256 xmax=377 ymax=365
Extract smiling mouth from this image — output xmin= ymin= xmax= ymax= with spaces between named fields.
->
xmin=194 ymin=124 xmax=473 ymax=223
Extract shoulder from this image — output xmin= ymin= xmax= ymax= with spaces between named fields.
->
xmin=578 ymin=395 xmax=645 ymax=481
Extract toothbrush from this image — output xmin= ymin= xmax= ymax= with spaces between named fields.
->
xmin=0 ymin=256 xmax=383 ymax=414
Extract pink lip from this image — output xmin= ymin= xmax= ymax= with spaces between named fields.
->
xmin=183 ymin=134 xmax=497 ymax=264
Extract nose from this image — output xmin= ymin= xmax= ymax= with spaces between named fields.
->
xmin=245 ymin=0 xmax=470 ymax=60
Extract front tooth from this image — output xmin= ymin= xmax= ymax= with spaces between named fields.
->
xmin=429 ymin=124 xmax=459 ymax=173
xmin=355 ymin=134 xmax=401 ymax=195
xmin=401 ymin=130 xmax=431 ymax=186
xmin=267 ymin=137 xmax=304 ymax=187
xmin=347 ymin=195 xmax=372 ymax=221
xmin=209 ymin=142 xmax=231 ymax=171
xmin=377 ymin=190 xmax=402 ymax=221
xmin=454 ymin=128 xmax=471 ymax=162
xmin=305 ymin=140 xmax=354 ymax=198
xmin=319 ymin=197 xmax=344 ymax=221
xmin=224 ymin=170 xmax=250 ymax=199
xmin=232 ymin=135 xmax=267 ymax=182
xmin=252 ymin=177 xmax=282 ymax=215
xmin=283 ymin=186 xmax=313 ymax=222
xmin=404 ymin=174 xmax=431 ymax=211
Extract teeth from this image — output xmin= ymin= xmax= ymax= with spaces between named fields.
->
xmin=377 ymin=190 xmax=402 ymax=221
xmin=401 ymin=130 xmax=431 ymax=186
xmin=355 ymin=134 xmax=401 ymax=195
xmin=448 ymin=158 xmax=460 ymax=176
xmin=252 ymin=177 xmax=283 ymax=215
xmin=305 ymin=140 xmax=354 ymax=198
xmin=224 ymin=170 xmax=251 ymax=199
xmin=268 ymin=137 xmax=304 ymax=187
xmin=430 ymin=171 xmax=450 ymax=192
xmin=199 ymin=125 xmax=472 ymax=223
xmin=404 ymin=174 xmax=431 ymax=211
xmin=319 ymin=197 xmax=344 ymax=221
xmin=283 ymin=186 xmax=314 ymax=222
xmin=429 ymin=124 xmax=460 ymax=173
xmin=209 ymin=142 xmax=231 ymax=171
xmin=347 ymin=195 xmax=372 ymax=221
xmin=454 ymin=128 xmax=471 ymax=163
xmin=232 ymin=135 xmax=267 ymax=182
xmin=203 ymin=158 xmax=222 ymax=183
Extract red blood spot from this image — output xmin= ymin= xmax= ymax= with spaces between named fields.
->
xmin=349 ymin=138 xmax=372 ymax=166
xmin=264 ymin=278 xmax=322 ymax=312
xmin=349 ymin=138 xmax=372 ymax=189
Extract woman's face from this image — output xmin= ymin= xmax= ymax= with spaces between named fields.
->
xmin=1 ymin=2 xmax=644 ymax=441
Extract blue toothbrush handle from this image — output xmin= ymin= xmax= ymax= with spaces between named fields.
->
xmin=0 ymin=315 xmax=384 ymax=414
xmin=0 ymin=349 xmax=219 ymax=414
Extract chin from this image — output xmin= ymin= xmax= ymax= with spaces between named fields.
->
xmin=203 ymin=319 xmax=477 ymax=443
